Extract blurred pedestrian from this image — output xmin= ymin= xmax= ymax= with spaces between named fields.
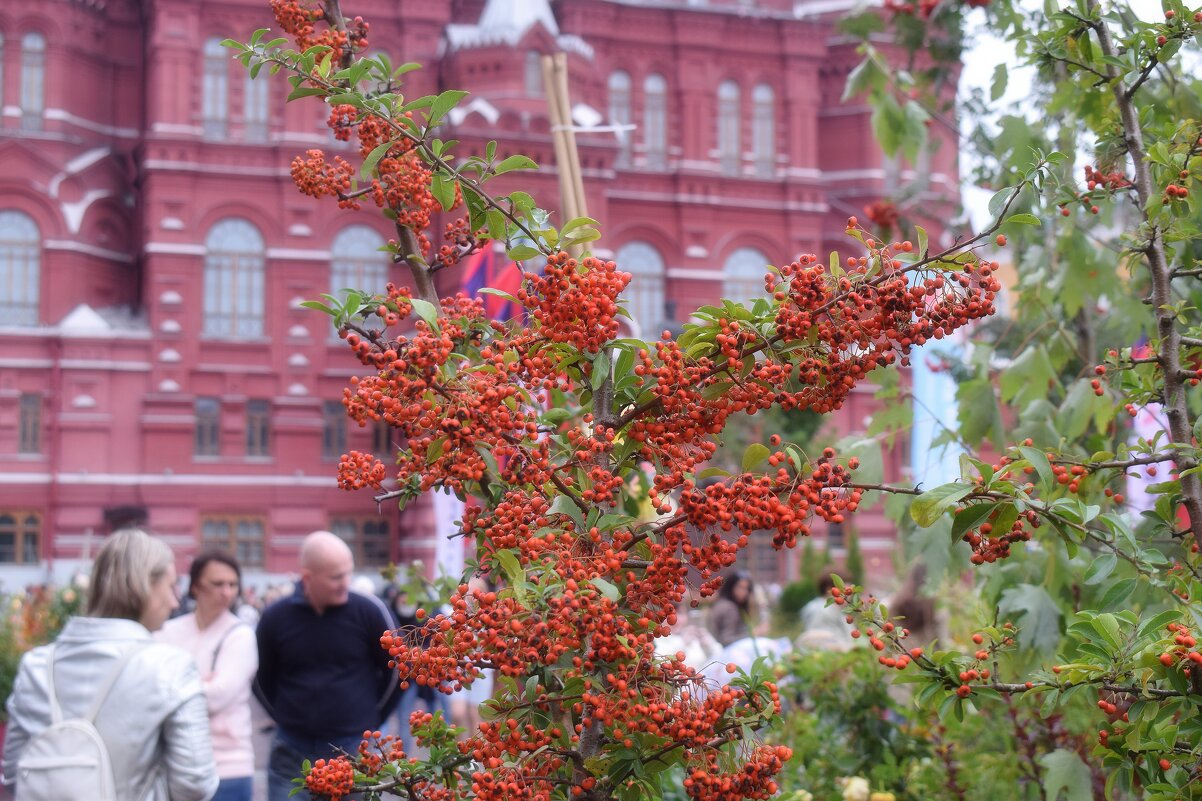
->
xmin=707 ymin=571 xmax=756 ymax=646
xmin=3 ymin=528 xmax=218 ymax=801
xmin=254 ymin=532 xmax=399 ymax=801
xmin=158 ymin=551 xmax=257 ymax=801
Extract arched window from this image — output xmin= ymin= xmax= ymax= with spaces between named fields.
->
xmin=723 ymin=247 xmax=769 ymax=307
xmin=607 ymin=71 xmax=632 ymax=169
xmin=204 ymin=218 xmax=264 ymax=337
xmin=0 ymin=210 xmax=41 ymax=326
xmin=244 ymin=73 xmax=270 ymax=141
xmin=644 ymin=74 xmax=667 ymax=170
xmin=615 ymin=241 xmax=665 ymax=338
xmin=203 ymin=38 xmax=229 ymax=138
xmin=752 ymin=84 xmax=775 ymax=178
xmin=331 ymin=226 xmax=388 ymax=293
xmin=525 ymin=51 xmax=543 ymax=97
xmin=717 ymin=80 xmax=741 ymax=176
xmin=20 ymin=33 xmax=46 ymax=130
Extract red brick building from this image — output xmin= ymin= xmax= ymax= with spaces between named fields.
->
xmin=0 ymin=0 xmax=957 ymax=589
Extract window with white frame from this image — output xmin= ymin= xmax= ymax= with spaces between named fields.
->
xmin=525 ymin=51 xmax=543 ymax=97
xmin=607 ymin=71 xmax=632 ymax=168
xmin=331 ymin=226 xmax=388 ymax=293
xmin=203 ymin=38 xmax=229 ymax=139
xmin=0 ymin=512 xmax=40 ymax=564
xmin=717 ymin=81 xmax=741 ymax=176
xmin=330 ymin=518 xmax=391 ymax=567
xmin=615 ymin=241 xmax=665 ymax=339
xmin=644 ymin=74 xmax=667 ymax=170
xmin=201 ymin=516 xmax=265 ymax=567
xmin=203 ymin=218 xmax=265 ymax=338
xmin=194 ymin=397 xmax=221 ymax=457
xmin=723 ymin=248 xmax=769 ymax=308
xmin=244 ymin=73 xmax=270 ymax=141
xmin=0 ymin=210 xmax=40 ymax=326
xmin=752 ymin=84 xmax=775 ymax=178
xmin=20 ymin=33 xmax=45 ymax=130
xmin=18 ymin=393 xmax=41 ymax=454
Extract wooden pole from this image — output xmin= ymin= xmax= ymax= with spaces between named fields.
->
xmin=541 ymin=53 xmax=588 ymax=254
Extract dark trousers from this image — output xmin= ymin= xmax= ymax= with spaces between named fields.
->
xmin=266 ymin=729 xmax=364 ymax=801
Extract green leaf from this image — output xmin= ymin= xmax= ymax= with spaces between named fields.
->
xmin=998 ymin=584 xmax=1062 ymax=653
xmin=1000 ymin=347 xmax=1056 ymax=406
xmin=493 ymin=549 xmax=523 ymax=585
xmin=410 ymin=298 xmax=440 ymax=327
xmin=1017 ymin=446 xmax=1055 ymax=492
xmin=951 ymin=502 xmax=997 ymax=541
xmin=1005 ymin=213 xmax=1041 ymax=226
xmin=299 ymin=300 xmax=336 ymax=316
xmin=1057 ymin=379 xmax=1100 ymax=441
xmin=1038 ymin=749 xmax=1093 ymax=801
xmin=910 ymin=482 xmax=973 ymax=527
xmin=428 ymin=89 xmax=469 ymax=127
xmin=590 ymin=350 xmax=611 ymax=391
xmin=1082 ymin=553 xmax=1117 ymax=585
xmin=361 ymin=140 xmax=394 ymax=178
xmin=494 ymin=154 xmax=539 ymax=175
xmin=508 ymin=244 xmax=541 ymax=261
xmin=990 ymin=63 xmax=1008 ymax=101
xmin=287 ymin=85 xmax=329 ymax=102
xmin=590 ymin=577 xmax=620 ymax=603
xmin=988 ymin=186 xmax=1014 ymax=219
xmin=843 ymin=56 xmax=885 ymax=102
xmin=742 ymin=443 xmax=771 ymax=473
xmin=430 ymin=172 xmax=457 ymax=211
xmin=1098 ymin=577 xmax=1137 ymax=611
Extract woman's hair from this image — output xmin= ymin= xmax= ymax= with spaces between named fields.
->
xmin=717 ymin=570 xmax=753 ymax=611
xmin=86 ymin=528 xmax=175 ymax=620
xmin=187 ymin=550 xmax=242 ymax=599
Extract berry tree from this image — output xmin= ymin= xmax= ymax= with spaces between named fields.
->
xmin=821 ymin=1 xmax=1202 ymax=799
xmin=227 ymin=1 xmax=1022 ymax=799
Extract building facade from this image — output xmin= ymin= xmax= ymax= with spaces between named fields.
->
xmin=0 ymin=0 xmax=958 ymax=589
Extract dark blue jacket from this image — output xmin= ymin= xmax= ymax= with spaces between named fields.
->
xmin=254 ymin=585 xmax=400 ymax=740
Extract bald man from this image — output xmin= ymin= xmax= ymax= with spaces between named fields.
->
xmin=254 ymin=532 xmax=399 ymax=801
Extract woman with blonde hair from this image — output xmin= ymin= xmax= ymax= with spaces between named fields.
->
xmin=3 ymin=528 xmax=218 ymax=801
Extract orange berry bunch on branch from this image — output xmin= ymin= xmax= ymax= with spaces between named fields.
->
xmin=226 ymin=4 xmax=1015 ymax=798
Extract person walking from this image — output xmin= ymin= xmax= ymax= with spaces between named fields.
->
xmin=707 ymin=570 xmax=756 ymax=647
xmin=158 ymin=551 xmax=257 ymax=801
xmin=2 ymin=528 xmax=218 ymax=801
xmin=254 ymin=531 xmax=399 ymax=801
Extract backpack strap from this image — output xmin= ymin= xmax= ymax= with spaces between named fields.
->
xmin=44 ymin=644 xmax=62 ymax=725
xmin=210 ymin=619 xmax=248 ymax=672
xmin=84 ymin=642 xmax=150 ymax=723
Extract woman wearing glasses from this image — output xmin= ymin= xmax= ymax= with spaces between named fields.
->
xmin=158 ymin=551 xmax=258 ymax=801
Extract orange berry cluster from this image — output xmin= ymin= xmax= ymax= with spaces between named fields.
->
xmin=957 ymin=499 xmax=1037 ymax=564
xmin=355 ymin=730 xmax=406 ymax=777
xmin=1158 ymin=621 xmax=1201 ymax=669
xmin=517 ymin=252 xmax=631 ymax=354
xmin=290 ymin=150 xmax=354 ymax=207
xmin=336 ymin=450 xmax=386 ymax=491
xmin=681 ymin=744 xmax=792 ymax=801
xmin=678 ymin=448 xmax=861 ymax=551
xmin=305 ymin=757 xmax=355 ymax=800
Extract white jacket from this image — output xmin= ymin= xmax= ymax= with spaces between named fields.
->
xmin=3 ymin=617 xmax=219 ymax=801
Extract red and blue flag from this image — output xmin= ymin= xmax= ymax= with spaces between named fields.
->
xmin=459 ymin=246 xmax=525 ymax=322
